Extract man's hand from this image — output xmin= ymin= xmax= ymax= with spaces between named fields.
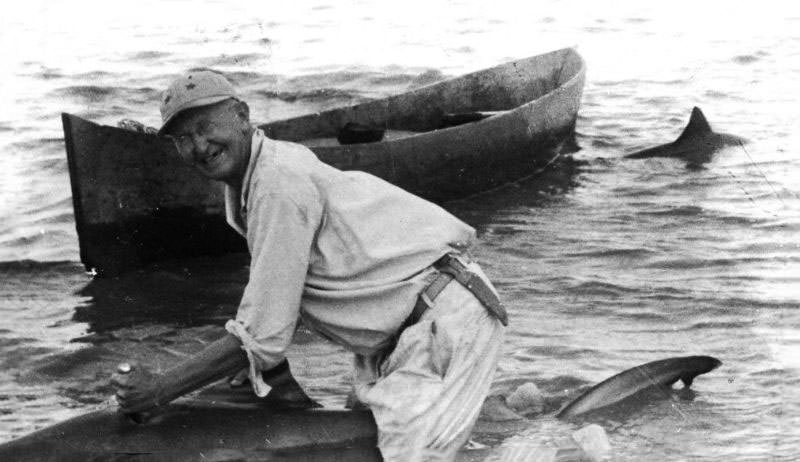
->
xmin=117 ymin=119 xmax=158 ymax=135
xmin=108 ymin=333 xmax=249 ymax=421
xmin=111 ymin=361 xmax=164 ymax=414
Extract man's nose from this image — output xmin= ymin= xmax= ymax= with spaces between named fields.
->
xmin=190 ymin=133 xmax=210 ymax=159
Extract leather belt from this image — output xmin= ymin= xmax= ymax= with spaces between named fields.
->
xmin=398 ymin=254 xmax=509 ymax=335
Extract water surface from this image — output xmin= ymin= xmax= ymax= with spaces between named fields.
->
xmin=1 ymin=1 xmax=798 ymax=460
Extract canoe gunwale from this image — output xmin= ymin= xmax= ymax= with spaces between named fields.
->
xmin=260 ymin=47 xmax=584 ymax=144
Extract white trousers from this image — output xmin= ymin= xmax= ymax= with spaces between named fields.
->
xmin=355 ymin=263 xmax=505 ymax=462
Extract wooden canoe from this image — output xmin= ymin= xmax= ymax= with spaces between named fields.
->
xmin=63 ymin=47 xmax=585 ymax=275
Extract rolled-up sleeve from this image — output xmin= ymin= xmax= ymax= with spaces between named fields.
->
xmin=226 ymin=169 xmax=321 ymax=397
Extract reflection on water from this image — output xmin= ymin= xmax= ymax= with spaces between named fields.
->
xmin=74 ymin=253 xmax=248 ymax=333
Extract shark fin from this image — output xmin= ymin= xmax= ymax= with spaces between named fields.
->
xmin=556 ymin=355 xmax=721 ymax=419
xmin=675 ymin=107 xmax=712 ymax=142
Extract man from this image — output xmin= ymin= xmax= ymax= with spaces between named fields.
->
xmin=112 ymin=70 xmax=507 ymax=462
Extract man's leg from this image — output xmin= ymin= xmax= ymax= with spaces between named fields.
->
xmin=356 ymin=264 xmax=505 ymax=462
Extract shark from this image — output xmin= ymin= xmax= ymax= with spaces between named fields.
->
xmin=556 ymin=355 xmax=722 ymax=419
xmin=0 ymin=355 xmax=721 ymax=461
xmin=625 ymin=107 xmax=746 ymax=165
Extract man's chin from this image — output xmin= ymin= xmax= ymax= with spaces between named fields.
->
xmin=195 ymin=167 xmax=227 ymax=182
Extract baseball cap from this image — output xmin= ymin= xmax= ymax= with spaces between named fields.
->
xmin=158 ymin=70 xmax=239 ymax=135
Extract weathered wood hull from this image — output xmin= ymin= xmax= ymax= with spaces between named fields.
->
xmin=63 ymin=48 xmax=585 ymax=275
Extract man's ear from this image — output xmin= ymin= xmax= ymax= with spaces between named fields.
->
xmin=234 ymin=100 xmax=250 ymax=123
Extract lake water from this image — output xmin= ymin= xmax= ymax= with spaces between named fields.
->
xmin=1 ymin=1 xmax=798 ymax=460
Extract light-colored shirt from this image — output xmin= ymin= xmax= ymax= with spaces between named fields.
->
xmin=224 ymin=129 xmax=476 ymax=396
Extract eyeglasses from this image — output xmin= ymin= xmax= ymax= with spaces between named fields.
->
xmin=171 ymin=132 xmax=204 ymax=160
xmin=167 ymin=102 xmax=238 ymax=162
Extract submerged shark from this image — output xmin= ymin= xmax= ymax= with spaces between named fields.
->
xmin=0 ymin=355 xmax=720 ymax=461
xmin=625 ymin=107 xmax=746 ymax=165
xmin=556 ymin=355 xmax=722 ymax=419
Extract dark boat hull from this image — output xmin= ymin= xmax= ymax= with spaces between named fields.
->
xmin=63 ymin=48 xmax=585 ymax=275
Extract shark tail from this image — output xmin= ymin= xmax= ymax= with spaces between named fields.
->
xmin=556 ymin=355 xmax=722 ymax=419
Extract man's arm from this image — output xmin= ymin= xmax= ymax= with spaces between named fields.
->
xmin=113 ymin=333 xmax=247 ymax=414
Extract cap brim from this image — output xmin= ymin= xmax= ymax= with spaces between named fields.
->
xmin=157 ymin=95 xmax=235 ymax=136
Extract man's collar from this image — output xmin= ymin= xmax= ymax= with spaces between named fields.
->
xmin=239 ymin=128 xmax=265 ymax=210
xmin=224 ymin=128 xmax=265 ymax=237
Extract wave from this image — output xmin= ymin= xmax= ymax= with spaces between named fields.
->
xmin=0 ymin=260 xmax=81 ymax=272
xmin=639 ymin=292 xmax=694 ymax=302
xmin=522 ymin=345 xmax=602 ymax=360
xmin=616 ymin=311 xmax=672 ymax=323
xmin=635 ymin=95 xmax=676 ymax=106
xmin=50 ymin=85 xmax=160 ymax=104
xmin=0 ymin=228 xmax=75 ymax=264
xmin=17 ymin=210 xmax=74 ymax=227
xmin=126 ymin=50 xmax=172 ymax=60
xmin=593 ymin=78 xmax=690 ymax=87
xmin=541 ymin=374 xmax=592 ymax=394
xmin=73 ymin=70 xmax=116 ymax=80
xmin=54 ymin=85 xmax=113 ymax=101
xmin=638 ymin=206 xmax=767 ymax=227
xmin=564 ymin=247 xmax=656 ymax=259
xmin=590 ymin=136 xmax=624 ymax=149
xmin=8 ymin=137 xmax=64 ymax=152
xmin=638 ymin=205 xmax=704 ymax=217
xmin=566 ymin=280 xmax=638 ymax=297
xmin=223 ymin=70 xmax=279 ymax=85
xmin=685 ymin=321 xmax=755 ymax=330
xmin=714 ymin=297 xmax=800 ymax=311
xmin=29 ymin=67 xmax=64 ymax=80
xmin=749 ymin=368 xmax=795 ymax=379
xmin=704 ymin=89 xmax=747 ymax=101
xmin=753 ymin=219 xmax=800 ymax=231
xmin=644 ymin=256 xmax=774 ymax=270
xmin=19 ymin=197 xmax=73 ymax=217
xmin=257 ymin=87 xmax=361 ymax=102
xmin=199 ymin=52 xmax=270 ymax=67
xmin=733 ymin=53 xmax=768 ymax=65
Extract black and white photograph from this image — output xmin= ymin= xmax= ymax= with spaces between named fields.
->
xmin=0 ymin=1 xmax=797 ymax=460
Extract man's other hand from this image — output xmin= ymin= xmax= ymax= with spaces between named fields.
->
xmin=111 ymin=361 xmax=163 ymax=413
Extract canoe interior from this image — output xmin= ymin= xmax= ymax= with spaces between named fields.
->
xmin=260 ymin=47 xmax=582 ymax=140
xmin=63 ymin=47 xmax=585 ymax=275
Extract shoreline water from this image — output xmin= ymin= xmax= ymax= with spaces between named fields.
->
xmin=1 ymin=2 xmax=799 ymax=459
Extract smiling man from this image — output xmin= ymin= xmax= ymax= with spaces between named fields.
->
xmin=111 ymin=70 xmax=507 ymax=462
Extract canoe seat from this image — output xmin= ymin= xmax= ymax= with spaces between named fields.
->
xmin=337 ymin=122 xmax=386 ymax=145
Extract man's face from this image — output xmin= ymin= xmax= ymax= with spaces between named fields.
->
xmin=166 ymin=100 xmax=251 ymax=185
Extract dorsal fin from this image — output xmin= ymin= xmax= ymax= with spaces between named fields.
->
xmin=676 ymin=107 xmax=712 ymax=142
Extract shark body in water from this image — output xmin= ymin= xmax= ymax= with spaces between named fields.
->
xmin=0 ymin=355 xmax=721 ymax=461
xmin=625 ymin=107 xmax=747 ymax=165
xmin=556 ymin=355 xmax=722 ymax=419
